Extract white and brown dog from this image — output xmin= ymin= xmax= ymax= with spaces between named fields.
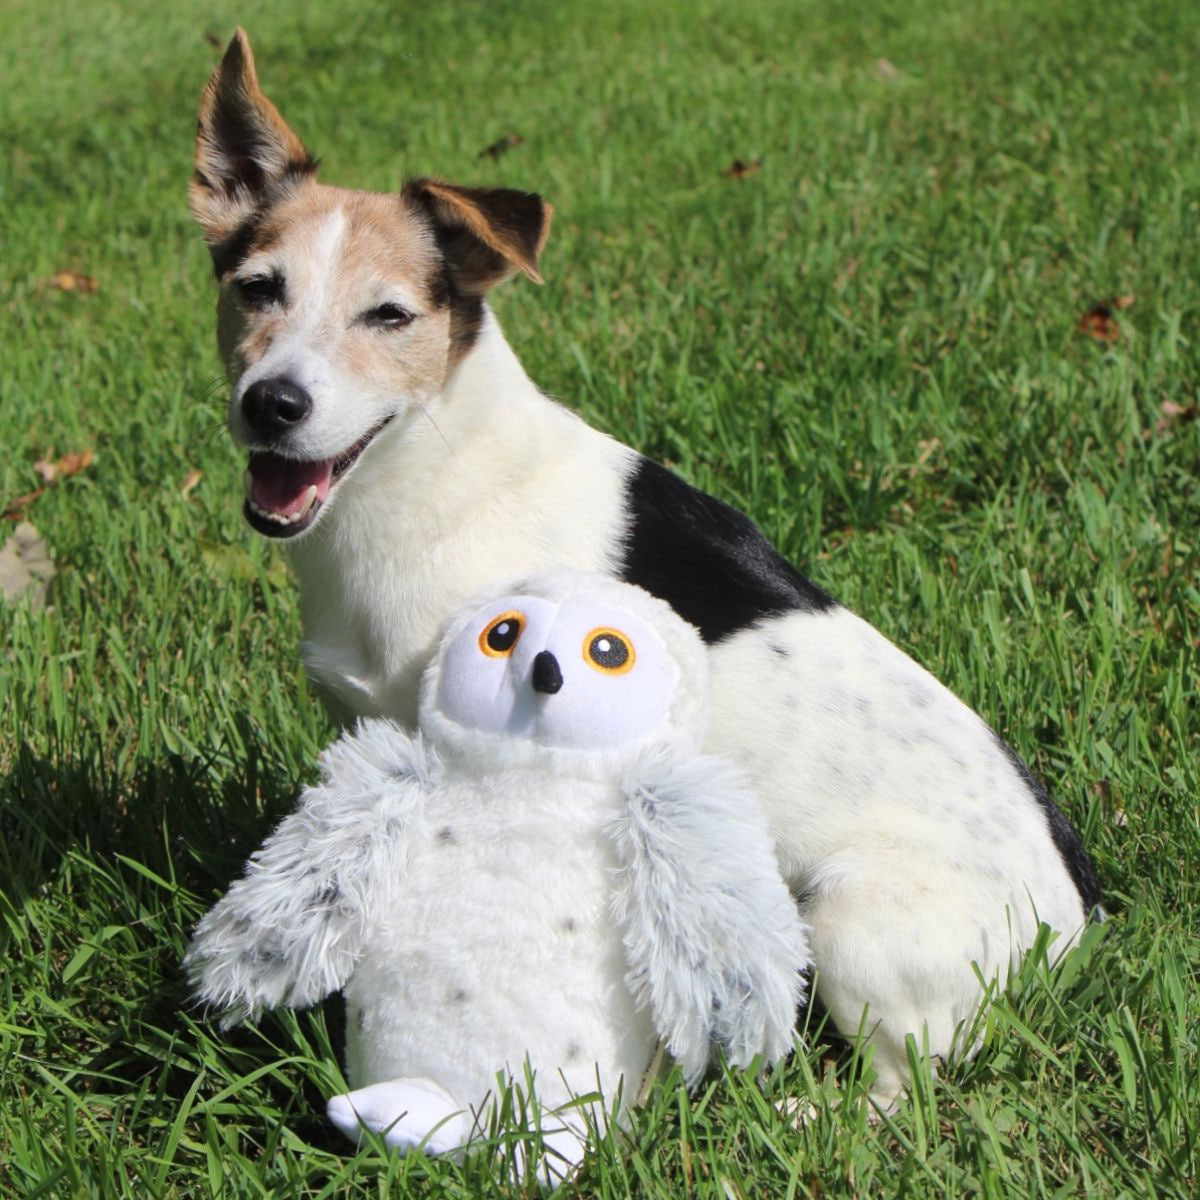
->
xmin=190 ymin=30 xmax=1100 ymax=1106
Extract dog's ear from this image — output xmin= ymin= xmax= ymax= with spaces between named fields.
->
xmin=405 ymin=179 xmax=553 ymax=293
xmin=190 ymin=28 xmax=316 ymax=249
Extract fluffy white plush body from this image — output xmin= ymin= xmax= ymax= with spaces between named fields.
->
xmin=340 ymin=762 xmax=653 ymax=1108
xmin=187 ymin=574 xmax=809 ymax=1173
xmin=190 ymin=31 xmax=1101 ymax=1111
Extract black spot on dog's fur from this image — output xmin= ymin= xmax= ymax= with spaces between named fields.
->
xmin=422 ymin=238 xmax=484 ymax=361
xmin=620 ymin=458 xmax=836 ymax=643
xmin=428 ymin=260 xmax=454 ymax=310
xmin=436 ymin=826 xmax=455 ymax=844
xmin=449 ymin=294 xmax=486 ymax=361
xmin=205 ymin=159 xmax=317 ymax=278
xmin=404 ymin=189 xmax=498 ymax=364
xmin=210 ymin=209 xmax=267 ymax=279
xmin=562 ymin=917 xmax=577 ymax=933
xmin=286 ymin=155 xmax=320 ymax=182
xmin=993 ymin=732 xmax=1103 ymax=915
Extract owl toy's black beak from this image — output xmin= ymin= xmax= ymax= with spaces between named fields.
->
xmin=531 ymin=650 xmax=563 ymax=695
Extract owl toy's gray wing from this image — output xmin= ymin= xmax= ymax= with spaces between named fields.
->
xmin=609 ymin=754 xmax=810 ymax=1085
xmin=185 ymin=719 xmax=434 ymax=1026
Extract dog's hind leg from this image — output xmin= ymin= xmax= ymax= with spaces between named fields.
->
xmin=802 ymin=864 xmax=1000 ymax=1109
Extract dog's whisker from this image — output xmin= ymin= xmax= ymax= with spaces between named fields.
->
xmin=194 ymin=378 xmax=230 ymax=411
xmin=199 ymin=421 xmax=231 ymax=445
xmin=414 ymin=404 xmax=454 ymax=458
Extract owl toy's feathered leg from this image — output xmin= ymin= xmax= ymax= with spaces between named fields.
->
xmin=610 ymin=754 xmax=811 ymax=1085
xmin=185 ymin=720 xmax=435 ymax=1024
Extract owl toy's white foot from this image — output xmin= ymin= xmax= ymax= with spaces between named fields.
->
xmin=327 ymin=1078 xmax=470 ymax=1156
xmin=327 ymin=1078 xmax=589 ymax=1183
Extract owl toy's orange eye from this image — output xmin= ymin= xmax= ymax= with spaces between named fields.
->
xmin=479 ymin=611 xmax=526 ymax=658
xmin=583 ymin=627 xmax=635 ymax=675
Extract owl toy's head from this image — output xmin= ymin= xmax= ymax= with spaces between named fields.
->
xmin=418 ymin=572 xmax=709 ymax=772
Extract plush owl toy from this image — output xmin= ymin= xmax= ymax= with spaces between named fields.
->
xmin=185 ymin=571 xmax=809 ymax=1178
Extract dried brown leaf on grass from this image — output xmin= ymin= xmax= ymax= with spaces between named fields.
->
xmin=3 ymin=489 xmax=44 ymax=521
xmin=46 ymin=270 xmax=99 ymax=294
xmin=6 ymin=449 xmax=95 ymax=519
xmin=1078 ymin=294 xmax=1134 ymax=344
xmin=181 ymin=469 xmax=204 ymax=498
xmin=478 ymin=134 xmax=524 ymax=160
xmin=33 ymin=449 xmax=95 ymax=484
xmin=722 ymin=159 xmax=762 ymax=180
xmin=1155 ymin=399 xmax=1199 ymax=435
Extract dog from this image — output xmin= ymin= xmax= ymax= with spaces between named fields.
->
xmin=190 ymin=29 xmax=1101 ymax=1107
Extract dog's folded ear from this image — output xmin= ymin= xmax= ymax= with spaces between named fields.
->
xmin=405 ymin=179 xmax=553 ymax=293
xmin=191 ymin=28 xmax=317 ymax=253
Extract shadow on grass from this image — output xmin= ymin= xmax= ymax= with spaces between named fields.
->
xmin=1 ymin=714 xmax=307 ymax=901
xmin=0 ymin=716 xmax=352 ymax=1154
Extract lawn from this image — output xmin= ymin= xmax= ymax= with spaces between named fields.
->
xmin=1 ymin=0 xmax=1198 ymax=1195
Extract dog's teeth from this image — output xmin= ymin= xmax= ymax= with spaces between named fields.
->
xmin=249 ymin=498 xmax=286 ymax=524
xmin=246 ymin=491 xmax=318 ymax=527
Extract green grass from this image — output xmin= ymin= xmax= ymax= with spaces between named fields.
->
xmin=2 ymin=0 xmax=1198 ymax=1194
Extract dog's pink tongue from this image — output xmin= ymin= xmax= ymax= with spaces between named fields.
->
xmin=247 ymin=452 xmax=334 ymax=516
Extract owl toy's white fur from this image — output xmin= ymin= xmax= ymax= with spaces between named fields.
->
xmin=186 ymin=572 xmax=809 ymax=1178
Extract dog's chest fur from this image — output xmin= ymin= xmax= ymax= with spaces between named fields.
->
xmin=289 ymin=321 xmax=633 ymax=723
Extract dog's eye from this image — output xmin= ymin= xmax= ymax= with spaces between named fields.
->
xmin=235 ymin=274 xmax=284 ymax=311
xmin=479 ymin=611 xmax=526 ymax=658
xmin=362 ymin=303 xmax=416 ymax=330
xmin=583 ymin=628 xmax=635 ymax=675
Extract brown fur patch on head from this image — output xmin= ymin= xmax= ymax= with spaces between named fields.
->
xmin=404 ymin=179 xmax=553 ymax=293
xmin=191 ymin=29 xmax=317 ymax=255
xmin=216 ymin=182 xmax=463 ymax=395
xmin=192 ymin=41 xmax=557 ymax=395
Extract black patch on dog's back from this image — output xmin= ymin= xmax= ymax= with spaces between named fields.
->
xmin=619 ymin=457 xmax=836 ymax=643
xmin=993 ymin=733 xmax=1103 ymax=915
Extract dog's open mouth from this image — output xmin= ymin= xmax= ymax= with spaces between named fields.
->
xmin=242 ymin=417 xmax=394 ymax=539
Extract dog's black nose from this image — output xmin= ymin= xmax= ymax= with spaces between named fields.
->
xmin=531 ymin=650 xmax=563 ymax=695
xmin=242 ymin=377 xmax=312 ymax=438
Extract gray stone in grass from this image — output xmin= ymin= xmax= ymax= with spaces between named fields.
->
xmin=0 ymin=522 xmax=56 ymax=609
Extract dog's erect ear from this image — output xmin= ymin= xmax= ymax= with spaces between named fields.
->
xmin=405 ymin=179 xmax=553 ymax=293
xmin=190 ymin=28 xmax=316 ymax=249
